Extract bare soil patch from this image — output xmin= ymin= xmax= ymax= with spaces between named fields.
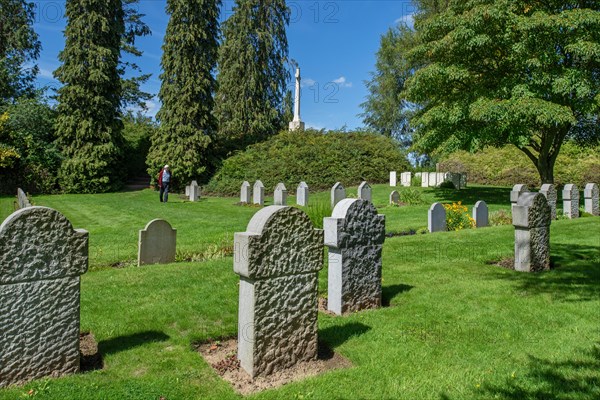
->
xmin=80 ymin=332 xmax=103 ymax=372
xmin=196 ymin=338 xmax=352 ymax=395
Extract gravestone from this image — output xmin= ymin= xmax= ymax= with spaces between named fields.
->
xmin=324 ymin=199 xmax=385 ymax=315
xmin=401 ymin=172 xmax=412 ymax=187
xmin=539 ymin=184 xmax=557 ymax=220
xmin=185 ymin=185 xmax=190 ymax=197
xmin=273 ymin=183 xmax=288 ymax=206
xmin=512 ymin=192 xmax=551 ymax=272
xmin=389 ymin=171 xmax=397 ymax=187
xmin=562 ymin=184 xmax=579 ymax=219
xmin=390 ymin=190 xmax=400 ymax=205
xmin=460 ymin=173 xmax=467 ymax=188
xmin=421 ymin=173 xmax=429 ymax=187
xmin=253 ymin=180 xmax=265 ymax=206
xmin=436 ymin=172 xmax=445 ymax=186
xmin=510 ymin=184 xmax=528 ymax=208
xmin=358 ymin=181 xmax=372 ymax=202
xmin=138 ymin=219 xmax=177 ymax=266
xmin=428 ymin=172 xmax=438 ymax=187
xmin=446 ymin=173 xmax=461 ymax=189
xmin=240 ymin=181 xmax=251 ymax=204
xmin=428 ymin=202 xmax=446 ymax=232
xmin=296 ymin=181 xmax=309 ymax=206
xmin=16 ymin=188 xmax=31 ymax=208
xmin=189 ymin=180 xmax=200 ymax=202
xmin=331 ymin=182 xmax=346 ymax=208
xmin=0 ymin=206 xmax=88 ymax=387
xmin=234 ymin=206 xmax=323 ymax=378
xmin=473 ymin=200 xmax=488 ymax=228
xmin=584 ymin=183 xmax=599 ymax=216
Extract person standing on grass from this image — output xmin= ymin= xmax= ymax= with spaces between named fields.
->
xmin=158 ymin=165 xmax=171 ymax=203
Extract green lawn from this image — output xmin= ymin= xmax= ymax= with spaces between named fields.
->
xmin=0 ymin=185 xmax=598 ymax=399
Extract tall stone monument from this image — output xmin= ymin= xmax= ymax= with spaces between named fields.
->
xmin=512 ymin=192 xmax=551 ymax=272
xmin=562 ymin=184 xmax=579 ymax=219
xmin=288 ymin=67 xmax=305 ymax=131
xmin=540 ymin=184 xmax=557 ymax=220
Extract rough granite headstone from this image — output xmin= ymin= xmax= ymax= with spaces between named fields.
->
xmin=189 ymin=180 xmax=200 ymax=202
xmin=510 ymin=184 xmax=528 ymax=208
xmin=138 ymin=219 xmax=177 ymax=266
xmin=16 ymin=188 xmax=31 ymax=209
xmin=234 ymin=206 xmax=323 ymax=378
xmin=358 ymin=181 xmax=372 ymax=202
xmin=253 ymin=180 xmax=265 ymax=206
xmin=389 ymin=171 xmax=397 ymax=187
xmin=331 ymin=182 xmax=346 ymax=209
xmin=473 ymin=200 xmax=488 ymax=228
xmin=562 ymin=184 xmax=579 ymax=219
xmin=324 ymin=199 xmax=385 ymax=315
xmin=428 ymin=202 xmax=446 ymax=232
xmin=540 ymin=184 xmax=557 ymax=220
xmin=512 ymin=192 xmax=551 ymax=272
xmin=584 ymin=183 xmax=599 ymax=216
xmin=0 ymin=206 xmax=88 ymax=387
xmin=296 ymin=181 xmax=309 ymax=206
xmin=240 ymin=181 xmax=251 ymax=204
xmin=390 ymin=190 xmax=400 ymax=205
xmin=273 ymin=183 xmax=288 ymax=206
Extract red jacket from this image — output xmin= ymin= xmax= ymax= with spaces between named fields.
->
xmin=157 ymin=168 xmax=164 ymax=186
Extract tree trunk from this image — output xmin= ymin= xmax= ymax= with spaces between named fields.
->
xmin=536 ymin=155 xmax=555 ymax=185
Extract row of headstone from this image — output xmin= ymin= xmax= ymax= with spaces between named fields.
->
xmin=234 ymin=199 xmax=385 ymax=377
xmin=16 ymin=188 xmax=31 ymax=209
xmin=427 ymin=200 xmax=489 ymax=232
xmin=421 ymin=172 xmax=466 ymax=189
xmin=511 ymin=183 xmax=599 ymax=219
xmin=331 ymin=181 xmax=372 ymax=208
xmin=185 ymin=181 xmax=200 ymax=202
xmin=0 ymin=207 xmax=88 ymax=387
xmin=241 ymin=180 xmax=309 ymax=207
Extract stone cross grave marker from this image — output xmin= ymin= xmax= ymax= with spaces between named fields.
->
xmin=0 ymin=206 xmax=88 ymax=387
xmin=273 ymin=183 xmax=288 ymax=206
xmin=253 ymin=180 xmax=264 ymax=206
xmin=540 ymin=184 xmax=557 ymax=220
xmin=562 ymin=184 xmax=579 ymax=219
xmin=512 ymin=192 xmax=551 ymax=272
xmin=296 ymin=181 xmax=309 ymax=206
xmin=331 ymin=182 xmax=346 ymax=209
xmin=138 ymin=219 xmax=177 ymax=266
xmin=234 ymin=206 xmax=323 ymax=377
xmin=428 ymin=202 xmax=446 ymax=232
xmin=473 ymin=200 xmax=488 ymax=228
xmin=324 ymin=199 xmax=385 ymax=315
xmin=240 ymin=181 xmax=251 ymax=204
xmin=584 ymin=183 xmax=598 ymax=216
xmin=510 ymin=184 xmax=528 ymax=209
xmin=358 ymin=181 xmax=372 ymax=202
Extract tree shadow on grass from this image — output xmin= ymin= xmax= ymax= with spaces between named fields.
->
xmin=382 ymin=284 xmax=414 ymax=307
xmin=487 ymin=243 xmax=600 ymax=302
xmin=99 ymin=331 xmax=170 ymax=356
xmin=319 ymin=322 xmax=371 ymax=350
xmin=432 ymin=186 xmax=511 ymax=206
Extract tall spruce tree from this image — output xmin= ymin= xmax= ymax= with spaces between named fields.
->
xmin=214 ymin=0 xmax=290 ymax=158
xmin=54 ymin=0 xmax=124 ymax=193
xmin=146 ymin=0 xmax=221 ymax=187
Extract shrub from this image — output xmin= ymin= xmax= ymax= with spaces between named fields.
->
xmin=206 ymin=129 xmax=410 ymax=195
xmin=399 ymin=187 xmax=425 ymax=205
xmin=443 ymin=201 xmax=475 ymax=231
xmin=302 ymin=201 xmax=332 ymax=229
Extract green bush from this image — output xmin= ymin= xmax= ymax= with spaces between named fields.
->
xmin=439 ymin=142 xmax=600 ymax=188
xmin=122 ymin=112 xmax=154 ymax=180
xmin=398 ymin=187 xmax=425 ymax=205
xmin=206 ymin=129 xmax=410 ymax=195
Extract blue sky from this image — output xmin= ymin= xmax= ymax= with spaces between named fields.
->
xmin=33 ymin=0 xmax=415 ymax=130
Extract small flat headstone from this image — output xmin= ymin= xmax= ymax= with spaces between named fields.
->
xmin=358 ymin=181 xmax=372 ymax=202
xmin=273 ymin=183 xmax=288 ymax=206
xmin=390 ymin=190 xmax=400 ymax=205
xmin=331 ymin=182 xmax=346 ymax=208
xmin=473 ymin=200 xmax=488 ymax=228
xmin=138 ymin=219 xmax=177 ymax=266
xmin=428 ymin=202 xmax=446 ymax=232
xmin=296 ymin=181 xmax=309 ymax=206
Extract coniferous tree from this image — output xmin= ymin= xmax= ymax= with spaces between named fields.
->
xmin=54 ymin=0 xmax=124 ymax=193
xmin=146 ymin=0 xmax=221 ymax=187
xmin=214 ymin=0 xmax=290 ymax=158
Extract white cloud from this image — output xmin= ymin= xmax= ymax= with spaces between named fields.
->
xmin=332 ymin=76 xmax=352 ymax=88
xmin=38 ymin=68 xmax=54 ymax=79
xmin=301 ymin=78 xmax=316 ymax=88
xmin=395 ymin=13 xmax=415 ymax=30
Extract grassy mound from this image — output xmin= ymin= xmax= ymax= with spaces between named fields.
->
xmin=205 ymin=130 xmax=410 ymax=195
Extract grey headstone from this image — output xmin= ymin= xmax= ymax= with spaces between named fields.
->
xmin=584 ymin=183 xmax=599 ymax=216
xmin=562 ymin=184 xmax=579 ymax=219
xmin=331 ymin=182 xmax=346 ymax=208
xmin=240 ymin=181 xmax=251 ymax=203
xmin=0 ymin=206 xmax=88 ymax=387
xmin=253 ymin=180 xmax=264 ymax=206
xmin=185 ymin=185 xmax=190 ymax=197
xmin=138 ymin=219 xmax=177 ymax=266
xmin=16 ymin=188 xmax=31 ymax=209
xmin=189 ymin=180 xmax=200 ymax=202
xmin=273 ymin=183 xmax=288 ymax=206
xmin=473 ymin=200 xmax=488 ymax=228
xmin=539 ymin=184 xmax=557 ymax=220
xmin=512 ymin=192 xmax=551 ymax=272
xmin=234 ymin=206 xmax=323 ymax=378
xmin=510 ymin=184 xmax=528 ymax=206
xmin=296 ymin=181 xmax=309 ymax=206
xmin=428 ymin=202 xmax=446 ymax=232
xmin=390 ymin=190 xmax=400 ymax=205
xmin=389 ymin=171 xmax=397 ymax=187
xmin=324 ymin=199 xmax=385 ymax=315
xmin=358 ymin=181 xmax=372 ymax=202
